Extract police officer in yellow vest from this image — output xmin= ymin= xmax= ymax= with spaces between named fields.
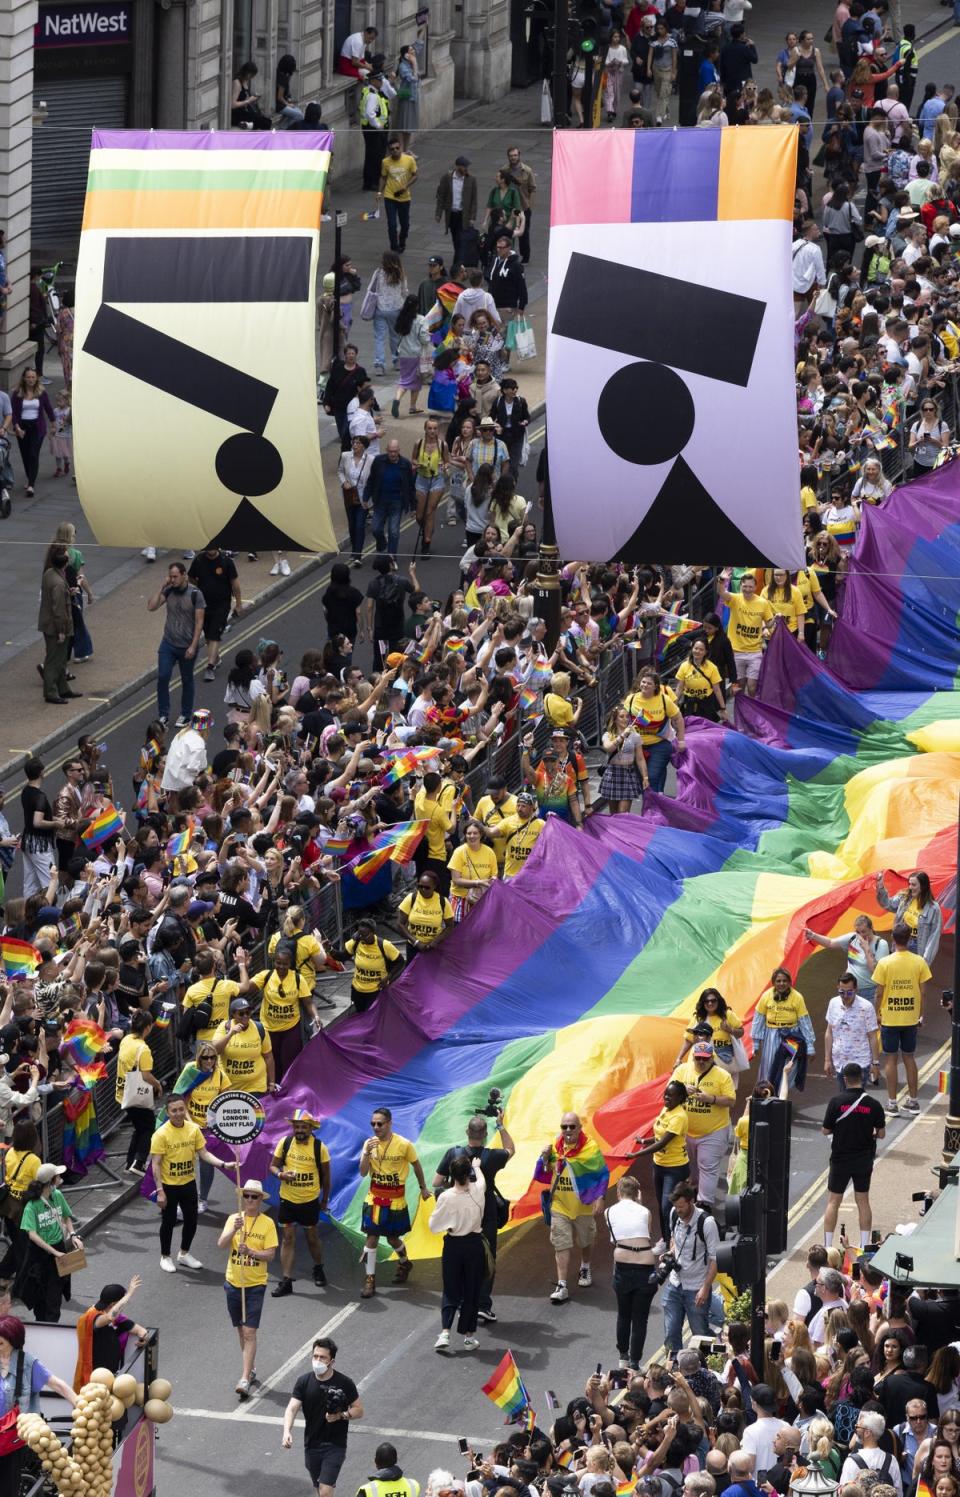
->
xmin=360 ymin=73 xmax=392 ymax=193
xmin=356 ymin=1442 xmax=421 ymax=1497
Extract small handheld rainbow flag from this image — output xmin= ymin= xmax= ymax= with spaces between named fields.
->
xmin=939 ymin=1069 xmax=950 ymax=1095
xmin=519 ymin=686 xmax=539 ymax=713
xmin=352 ymin=820 xmax=428 ymax=883
xmin=481 ymin=1350 xmax=531 ymax=1423
xmin=446 ymin=637 xmax=467 ymax=655
xmin=381 ymin=747 xmax=441 ymax=786
xmin=81 ymin=803 xmax=124 ymax=848
xmin=556 ymin=1451 xmax=574 ymax=1471
xmin=617 ymin=1479 xmax=638 ymax=1496
xmin=0 ymin=938 xmax=42 ymax=976
xmin=324 ymin=835 xmax=352 ymax=857
xmin=360 ymin=208 xmax=380 ymax=221
xmin=167 ymin=818 xmax=197 ymax=857
xmin=657 ymin=606 xmax=699 ymax=660
xmin=529 ymin=658 xmax=553 ymax=685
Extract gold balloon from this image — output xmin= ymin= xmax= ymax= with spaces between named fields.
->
xmin=143 ymin=1398 xmax=174 ymax=1424
xmin=147 ymin=1378 xmax=172 ymax=1402
xmin=113 ymin=1373 xmax=137 ymax=1403
xmin=89 ymin=1368 xmax=114 ymax=1388
xmin=109 ymin=1397 xmax=126 ymax=1423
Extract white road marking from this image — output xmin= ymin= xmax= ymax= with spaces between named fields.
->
xmin=177 ymin=1408 xmax=488 ymax=1442
xmin=235 ymin=1301 xmax=360 ymax=1416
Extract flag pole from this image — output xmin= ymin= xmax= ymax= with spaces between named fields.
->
xmin=234 ymin=1147 xmax=246 ymax=1323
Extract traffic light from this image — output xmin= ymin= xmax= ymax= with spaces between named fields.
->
xmin=749 ymin=1097 xmax=791 ymax=1254
xmin=717 ymin=1184 xmax=765 ymax=1292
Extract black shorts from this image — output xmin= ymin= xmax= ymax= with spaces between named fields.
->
xmin=305 ymin=1442 xmax=347 ymax=1489
xmin=278 ymin=1197 xmax=321 ymax=1227
xmin=828 ymin=1152 xmax=874 ymax=1195
xmin=203 ymin=603 xmax=231 ymax=642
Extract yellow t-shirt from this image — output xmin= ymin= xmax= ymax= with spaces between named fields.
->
xmin=475 ymin=792 xmax=518 ymax=868
xmin=626 ymin=688 xmax=680 ymax=746
xmin=3 ymin=1148 xmax=40 ymax=1201
xmin=675 ymin=658 xmax=721 ymax=701
xmin=900 ymin=898 xmax=921 ymax=933
xmin=544 ymin=693 xmax=574 ymax=728
xmin=365 ymin=1133 xmax=418 ymax=1201
xmin=178 ymin=1064 xmax=230 ymax=1128
xmin=795 ymin=569 xmax=815 ymax=611
xmin=380 ymin=152 xmax=417 ymax=201
xmin=414 ymin=788 xmax=452 ymax=861
xmin=115 ymin=1034 xmax=154 ymax=1106
xmin=150 ymin=1118 xmax=205 ymax=1186
xmin=670 ymin=1059 xmax=736 ymax=1137
xmin=213 ymin=1019 xmax=272 ymax=1093
xmin=735 ymin=1114 xmax=750 ymax=1151
xmin=543 ymin=1144 xmax=594 ymax=1220
xmin=250 ymin=968 xmax=314 ymax=1032
xmin=267 ymin=930 xmax=323 ymax=974
xmin=756 ymin=987 xmax=810 ymax=1030
xmin=272 ymin=1135 xmax=330 ymax=1204
xmin=800 ymin=484 xmax=819 ymax=516
xmin=497 ymin=813 xmax=544 ymax=879
xmin=652 ymin=1104 xmax=689 ymax=1168
xmin=447 ymin=842 xmax=498 ymax=900
xmin=684 ymin=1009 xmax=744 ymax=1048
xmin=761 ymin=585 xmax=806 ymax=634
xmin=873 ymin=950 xmax=932 ymax=1026
xmin=345 ymin=936 xmax=401 ymax=994
xmin=182 ymin=977 xmax=239 ymax=1044
xmin=726 ymin=592 xmax=775 ymax=653
xmin=225 ymin=1210 xmax=278 ymax=1288
xmin=398 ymin=889 xmax=453 ymax=945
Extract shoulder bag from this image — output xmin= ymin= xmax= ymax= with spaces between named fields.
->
xmin=121 ymin=1044 xmax=154 ymax=1111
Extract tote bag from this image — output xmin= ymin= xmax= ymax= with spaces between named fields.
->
xmin=121 ymin=1045 xmax=154 ymax=1110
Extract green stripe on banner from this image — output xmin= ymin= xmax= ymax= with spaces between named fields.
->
xmin=86 ymin=168 xmax=327 ymax=192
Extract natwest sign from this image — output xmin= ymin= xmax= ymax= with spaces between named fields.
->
xmin=35 ymin=2 xmax=131 ymax=47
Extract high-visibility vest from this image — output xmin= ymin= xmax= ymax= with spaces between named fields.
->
xmin=359 ymin=1479 xmax=421 ymax=1497
xmin=359 ymin=86 xmax=389 ymax=129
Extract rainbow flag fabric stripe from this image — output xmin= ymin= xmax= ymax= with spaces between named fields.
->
xmin=61 ymin=1018 xmax=109 ymax=1074
xmin=534 ymin=1134 xmax=610 ymax=1205
xmin=353 ymin=820 xmax=428 ymax=884
xmin=481 ymin=1351 xmax=530 ymax=1422
xmin=0 ymin=938 xmax=42 ymax=976
xmin=81 ymin=803 xmax=124 ymax=848
xmin=167 ymin=818 xmax=196 ymax=857
xmin=237 ymin=465 xmax=960 ymax=1257
xmin=617 ymin=1478 xmax=638 ymax=1496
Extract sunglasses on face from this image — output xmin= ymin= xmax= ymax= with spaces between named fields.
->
xmin=242 ymin=1192 xmax=261 ymax=1200
xmin=371 ymin=1120 xmax=387 ymax=1128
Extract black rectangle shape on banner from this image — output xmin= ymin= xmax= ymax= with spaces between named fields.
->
xmin=102 ymin=236 xmax=312 ymax=303
xmin=83 ymin=304 xmax=278 ymax=434
xmin=552 ymin=252 xmax=765 ymax=387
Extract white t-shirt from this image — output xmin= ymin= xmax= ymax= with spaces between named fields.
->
xmin=839 ymin=1449 xmax=902 ymax=1496
xmin=825 ymin=994 xmax=879 ymax=1069
xmin=741 ymin=1417 xmax=790 ymax=1475
xmin=807 ymin=1294 xmax=847 ymax=1344
xmin=606 ymin=1199 xmax=652 ymax=1246
xmin=340 ymin=30 xmax=366 ymax=60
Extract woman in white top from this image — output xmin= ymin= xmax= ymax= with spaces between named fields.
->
xmin=337 ymin=433 xmax=373 ymax=564
xmin=851 ymin=457 xmax=893 ymax=506
xmin=696 ymin=91 xmax=729 ymax=127
xmin=429 ymin=1153 xmax=487 ymax=1354
xmin=603 ymin=30 xmax=631 ymax=121
xmin=604 ymin=1177 xmax=657 ymax=1371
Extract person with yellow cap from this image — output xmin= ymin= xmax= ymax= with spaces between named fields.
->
xmin=269 ymin=1109 xmax=331 ymax=1298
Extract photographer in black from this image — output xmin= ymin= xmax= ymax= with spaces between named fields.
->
xmin=432 ymin=1103 xmax=515 ymax=1324
xmin=282 ymin=1335 xmax=363 ymax=1497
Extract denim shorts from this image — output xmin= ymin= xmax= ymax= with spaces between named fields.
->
xmin=224 ymin=1282 xmax=266 ymax=1328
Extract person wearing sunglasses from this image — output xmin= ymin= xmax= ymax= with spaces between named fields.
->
xmin=358 ymin=1106 xmax=431 ymax=1300
xmin=217 ymin=1177 xmax=278 ymax=1399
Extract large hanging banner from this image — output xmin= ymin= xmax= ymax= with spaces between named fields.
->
xmin=74 ymin=130 xmax=337 ymax=554
xmin=547 ymin=127 xmax=805 ymax=567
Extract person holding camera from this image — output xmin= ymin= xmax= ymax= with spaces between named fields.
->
xmin=659 ymin=1181 xmax=721 ymax=1356
xmin=432 ymin=1109 xmax=515 ymax=1326
xmin=282 ymin=1336 xmax=362 ymax=1496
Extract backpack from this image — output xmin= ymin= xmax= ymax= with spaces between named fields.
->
xmin=849 ymin=1454 xmax=893 ymax=1484
xmin=378 ymin=572 xmax=403 ymax=610
xmin=668 ymin=1206 xmax=709 ymax=1263
xmin=177 ymin=978 xmax=228 ymax=1041
xmin=278 ymin=1133 xmax=325 ymax=1180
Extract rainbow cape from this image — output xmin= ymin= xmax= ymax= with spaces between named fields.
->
xmin=353 ymin=820 xmax=428 ymax=883
xmin=534 ymin=1131 xmax=609 ymax=1205
xmin=80 ymin=803 xmax=124 ymax=848
xmin=62 ymin=1085 xmax=105 ymax=1177
xmin=236 ymin=467 xmax=960 ymax=1257
xmin=481 ymin=1351 xmax=530 ymax=1422
xmin=0 ymin=938 xmax=41 ymax=976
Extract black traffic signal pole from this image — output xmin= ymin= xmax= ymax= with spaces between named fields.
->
xmin=748 ymin=1121 xmax=769 ymax=1374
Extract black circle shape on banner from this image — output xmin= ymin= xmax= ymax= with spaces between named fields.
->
xmin=598 ymin=362 xmax=695 ymax=466
xmin=215 ymin=432 xmax=284 ymax=496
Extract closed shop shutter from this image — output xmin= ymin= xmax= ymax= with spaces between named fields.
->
xmin=32 ymin=75 xmax=128 ymax=250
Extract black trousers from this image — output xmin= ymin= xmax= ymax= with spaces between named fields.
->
xmin=448 ymin=211 xmax=464 ymax=267
xmin=517 ymin=208 xmax=532 ymax=264
xmin=440 ymin=1233 xmax=486 ymax=1333
xmin=125 ymin=1106 xmax=155 ymax=1167
xmin=28 ymin=324 xmax=45 ymax=375
xmin=16 ymin=423 xmax=43 ymax=486
xmin=362 ymin=129 xmax=388 ymax=191
xmin=612 ymin=1262 xmax=658 ymax=1366
xmin=480 ymin=1221 xmax=498 ymax=1311
xmin=159 ymin=1180 xmax=198 ymax=1256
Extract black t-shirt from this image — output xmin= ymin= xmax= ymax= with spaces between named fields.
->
xmin=822 ymin=1088 xmax=886 ymax=1158
xmin=292 ymin=1369 xmax=360 ymax=1448
xmin=877 ymin=1369 xmax=939 ymax=1425
xmin=366 ymin=575 xmax=413 ymax=642
xmin=323 ymin=583 xmax=365 ymax=640
xmin=20 ymin=786 xmax=52 ymax=848
xmin=211 ymin=748 xmax=241 ymax=779
xmin=434 ymin=1144 xmax=510 ymax=1233
xmin=909 ymin=1293 xmax=960 ymax=1352
xmin=92 ymin=1316 xmax=132 ymax=1374
xmin=117 ymin=959 xmax=149 ymax=1015
xmin=299 ymin=707 xmax=336 ymax=741
xmin=188 ymin=552 xmax=238 ymax=608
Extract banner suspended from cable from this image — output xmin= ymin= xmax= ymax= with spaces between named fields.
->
xmin=74 ymin=129 xmax=337 ymax=555
xmin=546 ymin=126 xmax=805 ymax=568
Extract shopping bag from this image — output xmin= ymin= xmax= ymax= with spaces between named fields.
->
xmin=540 ymin=79 xmax=553 ymax=125
xmin=504 ymin=319 xmax=519 ymax=351
xmin=513 ymin=316 xmax=537 ymax=362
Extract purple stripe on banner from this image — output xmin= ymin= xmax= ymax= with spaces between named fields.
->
xmin=91 ymin=128 xmax=334 ymax=152
xmin=631 ymin=130 xmax=720 ymax=222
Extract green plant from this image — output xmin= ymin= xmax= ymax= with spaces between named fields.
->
xmin=726 ymin=1289 xmax=751 ymax=1323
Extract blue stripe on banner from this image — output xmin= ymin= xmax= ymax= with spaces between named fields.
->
xmin=630 ymin=130 xmax=720 ymax=222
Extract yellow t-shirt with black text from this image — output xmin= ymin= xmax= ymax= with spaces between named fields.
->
xmin=725 ymin=592 xmax=775 ymax=653
xmin=398 ymin=889 xmax=453 ymax=945
xmin=675 ymin=658 xmax=721 ymax=701
xmin=365 ymin=1134 xmax=418 ymax=1201
xmin=761 ymin=584 xmax=806 ymax=634
xmin=447 ymin=842 xmax=498 ymax=900
xmin=475 ymin=792 xmax=518 ymax=868
xmin=414 ymin=788 xmax=451 ymax=861
xmin=225 ymin=1210 xmax=278 ymax=1288
xmin=250 ymin=968 xmax=314 ymax=1032
xmin=272 ymin=1134 xmax=330 ymax=1204
xmin=755 ymin=987 xmax=810 ymax=1029
xmin=115 ymin=1035 xmax=154 ymax=1106
xmin=150 ymin=1118 xmax=205 ymax=1186
xmin=497 ymin=814 xmax=544 ymax=880
xmin=684 ymin=1008 xmax=743 ymax=1048
xmin=652 ymin=1104 xmax=689 ymax=1167
xmin=213 ymin=1019 xmax=272 ymax=1093
xmin=670 ymin=1059 xmax=736 ymax=1137
xmin=178 ymin=1063 xmax=230 ymax=1128
xmin=346 ymin=936 xmax=401 ymax=994
xmin=873 ymin=950 xmax=931 ymax=1026
xmin=182 ymin=976 xmax=239 ymax=1044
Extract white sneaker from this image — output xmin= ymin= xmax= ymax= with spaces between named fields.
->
xmin=463 ymin=1336 xmax=479 ymax=1351
xmin=142 ymin=546 xmax=156 ymax=562
xmin=178 ymin=1250 xmax=203 ymax=1270
xmin=236 ymin=1377 xmax=250 ymax=1398
xmin=885 ymin=1098 xmax=900 ymax=1115
xmin=901 ymin=1096 xmax=920 ymax=1113
xmin=550 ymin=1282 xmax=569 ymax=1304
xmin=197 ymin=1199 xmax=208 ymax=1214
xmin=270 ymin=561 xmax=282 ymax=575
xmin=160 ymin=1256 xmax=176 ymax=1273
xmin=618 ymin=1357 xmax=631 ymax=1370
xmin=280 ymin=559 xmax=291 ymax=576
xmin=434 ymin=1329 xmax=450 ymax=1352
xmin=578 ymin=1265 xmax=593 ymax=1287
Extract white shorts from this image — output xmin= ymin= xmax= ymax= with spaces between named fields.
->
xmin=733 ymin=650 xmax=763 ymax=683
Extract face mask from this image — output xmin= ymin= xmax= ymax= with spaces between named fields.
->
xmin=313 ymin=1359 xmax=329 ymax=1374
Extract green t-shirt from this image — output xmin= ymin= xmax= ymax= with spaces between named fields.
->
xmin=21 ymin=1188 xmax=71 ymax=1245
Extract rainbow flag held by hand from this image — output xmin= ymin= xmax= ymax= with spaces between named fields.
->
xmin=617 ymin=1479 xmax=638 ymax=1496
xmin=657 ymin=606 xmax=699 ymax=659
xmin=0 ymin=938 xmax=42 ymax=976
xmin=481 ymin=1350 xmax=531 ymax=1423
xmin=940 ymin=1069 xmax=950 ymax=1095
xmin=381 ymin=748 xmax=441 ymax=786
xmin=61 ymin=1018 xmax=110 ymax=1081
xmin=324 ymin=836 xmax=352 ymax=857
xmin=167 ymin=818 xmax=197 ymax=857
xmin=520 ymin=686 xmax=539 ymax=713
xmin=529 ymin=658 xmax=553 ymax=686
xmin=353 ymin=820 xmax=428 ymax=883
xmin=557 ymin=1452 xmax=574 ymax=1471
xmin=81 ymin=803 xmax=124 ymax=848
xmin=62 ymin=1085 xmax=105 ymax=1176
xmin=446 ymin=637 xmax=467 ymax=655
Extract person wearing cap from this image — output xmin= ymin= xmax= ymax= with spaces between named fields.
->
xmin=212 ymin=993 xmax=276 ymax=1095
xmin=416 ymin=255 xmax=447 ymax=318
xmin=16 ymin=1162 xmax=81 ymax=1322
xmin=217 ymin=1178 xmax=279 ymax=1397
xmin=73 ymin=1276 xmax=147 ymax=1388
xmin=147 ymin=560 xmax=205 ymax=730
xmin=436 ymin=157 xmax=477 ymax=269
xmin=269 ymin=1110 xmax=331 ymax=1298
xmin=467 ymin=416 xmax=509 ymax=484
xmin=151 ymin=1092 xmax=223 ymax=1274
xmin=521 ymin=733 xmax=582 ymax=827
xmin=670 ymin=1041 xmax=736 ymax=1208
xmin=488 ymin=792 xmax=544 ymax=880
xmin=359 ymin=71 xmax=391 ymax=193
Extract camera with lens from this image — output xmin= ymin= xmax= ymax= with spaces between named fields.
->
xmin=324 ymin=1384 xmax=349 ymax=1413
xmin=655 ymin=1254 xmax=677 ymax=1285
xmin=483 ymin=1086 xmax=503 ymax=1118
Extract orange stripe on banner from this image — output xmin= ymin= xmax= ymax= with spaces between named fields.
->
xmin=717 ymin=126 xmax=797 ymax=221
xmin=82 ymin=189 xmax=324 ymax=231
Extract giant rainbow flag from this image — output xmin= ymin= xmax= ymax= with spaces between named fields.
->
xmin=241 ymin=466 xmax=960 ymax=1256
